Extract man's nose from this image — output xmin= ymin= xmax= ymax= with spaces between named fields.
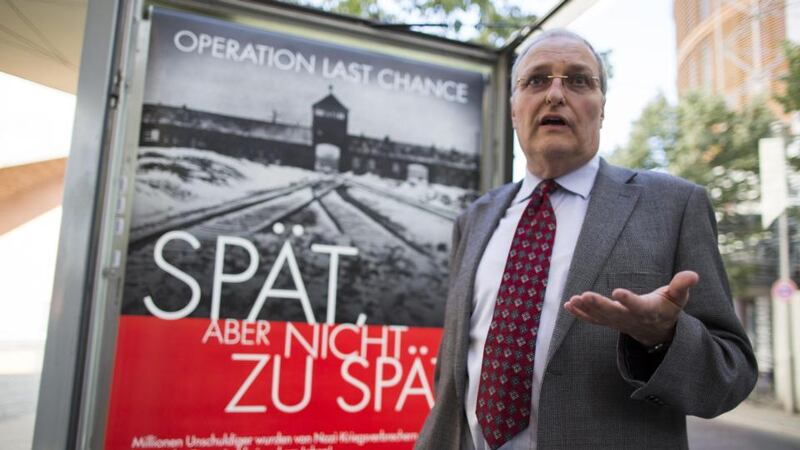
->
xmin=545 ymin=78 xmax=566 ymax=105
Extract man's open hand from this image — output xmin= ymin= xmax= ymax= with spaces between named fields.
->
xmin=563 ymin=271 xmax=699 ymax=347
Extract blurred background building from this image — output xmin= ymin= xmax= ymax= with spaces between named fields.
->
xmin=675 ymin=0 xmax=795 ymax=121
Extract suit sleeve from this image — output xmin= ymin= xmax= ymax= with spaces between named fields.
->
xmin=415 ymin=213 xmax=471 ymax=450
xmin=432 ymin=214 xmax=464 ymax=389
xmin=616 ymin=184 xmax=758 ymax=418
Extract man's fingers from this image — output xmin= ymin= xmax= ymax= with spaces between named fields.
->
xmin=610 ymin=288 xmax=642 ymax=312
xmin=564 ymin=302 xmax=601 ymax=325
xmin=566 ymin=292 xmax=628 ymax=324
xmin=666 ymin=270 xmax=699 ymax=308
xmin=577 ymin=273 xmax=697 ymax=343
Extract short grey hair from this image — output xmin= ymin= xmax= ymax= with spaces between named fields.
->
xmin=510 ymin=29 xmax=607 ymax=96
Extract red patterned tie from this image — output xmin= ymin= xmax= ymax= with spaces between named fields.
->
xmin=476 ymin=179 xmax=558 ymax=449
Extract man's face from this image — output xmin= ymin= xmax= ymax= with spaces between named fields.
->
xmin=511 ymin=36 xmax=605 ymax=178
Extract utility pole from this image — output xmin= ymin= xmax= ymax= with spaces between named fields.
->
xmin=777 ymin=212 xmax=797 ymax=413
xmin=761 ymin=135 xmax=798 ymax=414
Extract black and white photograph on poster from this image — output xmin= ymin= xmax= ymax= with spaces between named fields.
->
xmin=121 ymin=8 xmax=485 ymax=327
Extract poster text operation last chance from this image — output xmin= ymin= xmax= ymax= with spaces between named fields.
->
xmin=173 ymin=29 xmax=471 ymax=104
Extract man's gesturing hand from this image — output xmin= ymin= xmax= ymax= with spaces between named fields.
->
xmin=563 ymin=271 xmax=700 ymax=347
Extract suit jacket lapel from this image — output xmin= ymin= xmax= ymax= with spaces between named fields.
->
xmin=453 ymin=181 xmax=521 ymax=405
xmin=545 ymin=160 xmax=641 ymax=366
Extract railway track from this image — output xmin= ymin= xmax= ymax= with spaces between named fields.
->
xmin=128 ymin=175 xmax=450 ymax=265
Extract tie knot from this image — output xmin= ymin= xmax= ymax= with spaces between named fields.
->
xmin=536 ymin=179 xmax=558 ymax=198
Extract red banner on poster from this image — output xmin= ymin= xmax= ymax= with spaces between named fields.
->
xmin=107 ymin=318 xmax=441 ymax=449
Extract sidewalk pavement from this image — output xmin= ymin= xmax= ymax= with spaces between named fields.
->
xmin=0 ymin=342 xmax=42 ymax=450
xmin=712 ymin=400 xmax=800 ymax=441
xmin=0 ymin=413 xmax=35 ymax=450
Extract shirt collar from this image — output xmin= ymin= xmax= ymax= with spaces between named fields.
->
xmin=515 ymin=154 xmax=600 ymax=204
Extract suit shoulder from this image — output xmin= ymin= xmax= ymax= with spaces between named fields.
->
xmin=628 ymin=168 xmax=703 ymax=198
xmin=601 ymin=160 xmax=708 ymax=209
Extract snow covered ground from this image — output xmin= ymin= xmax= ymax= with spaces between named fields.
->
xmin=344 ymin=186 xmax=452 ymax=254
xmin=131 ymin=147 xmax=477 ymax=233
xmin=343 ymin=172 xmax=477 ymax=214
xmin=131 ymin=147 xmax=314 ymax=230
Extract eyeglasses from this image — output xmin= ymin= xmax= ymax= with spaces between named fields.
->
xmin=516 ymin=73 xmax=601 ymax=93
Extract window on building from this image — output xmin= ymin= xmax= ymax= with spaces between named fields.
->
xmin=144 ymin=128 xmax=160 ymax=143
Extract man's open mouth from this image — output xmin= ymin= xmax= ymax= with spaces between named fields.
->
xmin=540 ymin=115 xmax=567 ymax=126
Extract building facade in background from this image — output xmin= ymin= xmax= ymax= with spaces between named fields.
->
xmin=674 ymin=0 xmax=795 ymax=121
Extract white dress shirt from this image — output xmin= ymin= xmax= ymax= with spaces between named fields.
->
xmin=465 ymin=155 xmax=600 ymax=450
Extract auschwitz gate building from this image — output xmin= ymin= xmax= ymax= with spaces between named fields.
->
xmin=139 ymin=90 xmax=479 ymax=189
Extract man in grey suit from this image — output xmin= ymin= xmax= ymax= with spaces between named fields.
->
xmin=416 ymin=29 xmax=757 ymax=449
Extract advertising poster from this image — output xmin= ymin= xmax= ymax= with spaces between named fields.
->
xmin=106 ymin=7 xmax=484 ymax=449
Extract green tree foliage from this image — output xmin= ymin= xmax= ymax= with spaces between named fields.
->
xmin=776 ymin=41 xmax=800 ymax=114
xmin=775 ymin=42 xmax=800 ymax=175
xmin=286 ymin=0 xmax=536 ymax=47
xmin=612 ymin=92 xmax=773 ymax=209
xmin=611 ymin=92 xmax=775 ymax=296
xmin=608 ymin=93 xmax=673 ymax=170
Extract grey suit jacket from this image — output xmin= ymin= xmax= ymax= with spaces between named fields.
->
xmin=415 ymin=159 xmax=757 ymax=449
